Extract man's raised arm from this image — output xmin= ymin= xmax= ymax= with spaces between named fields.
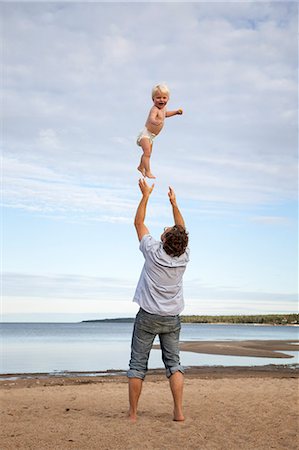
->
xmin=134 ymin=179 xmax=155 ymax=242
xmin=168 ymin=186 xmax=185 ymax=229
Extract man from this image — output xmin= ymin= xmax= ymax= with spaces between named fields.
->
xmin=127 ymin=179 xmax=190 ymax=422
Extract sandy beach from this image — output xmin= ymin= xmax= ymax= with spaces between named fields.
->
xmin=1 ymin=370 xmax=298 ymax=450
xmin=1 ymin=340 xmax=298 ymax=450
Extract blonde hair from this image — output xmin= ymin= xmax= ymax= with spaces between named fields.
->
xmin=152 ymin=83 xmax=170 ymax=99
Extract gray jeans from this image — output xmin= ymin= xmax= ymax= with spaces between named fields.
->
xmin=127 ymin=308 xmax=184 ymax=379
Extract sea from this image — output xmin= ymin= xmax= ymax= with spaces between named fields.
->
xmin=0 ymin=322 xmax=298 ymax=376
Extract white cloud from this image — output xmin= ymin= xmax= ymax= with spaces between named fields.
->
xmin=38 ymin=128 xmax=62 ymax=150
xmin=3 ymin=272 xmax=297 ymax=317
xmin=250 ymin=216 xmax=292 ymax=226
xmin=3 ymin=273 xmax=135 ymax=299
xmin=3 ymin=156 xmax=137 ymax=220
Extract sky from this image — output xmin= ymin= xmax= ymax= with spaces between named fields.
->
xmin=1 ymin=1 xmax=298 ymax=322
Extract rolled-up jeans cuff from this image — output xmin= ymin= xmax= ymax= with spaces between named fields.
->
xmin=127 ymin=369 xmax=146 ymax=380
xmin=166 ymin=365 xmax=185 ymax=378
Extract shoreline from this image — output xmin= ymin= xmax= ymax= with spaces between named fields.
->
xmin=1 ymin=364 xmax=298 ymax=386
xmin=0 ymin=363 xmax=299 ymax=389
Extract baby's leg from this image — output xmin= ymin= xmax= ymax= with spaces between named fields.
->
xmin=137 ymin=157 xmax=146 ymax=177
xmin=139 ymin=138 xmax=155 ymax=179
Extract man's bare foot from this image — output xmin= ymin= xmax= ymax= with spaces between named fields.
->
xmin=145 ymin=171 xmax=156 ymax=179
xmin=128 ymin=411 xmax=137 ymax=423
xmin=173 ymin=409 xmax=185 ymax=421
xmin=137 ymin=166 xmax=146 ymax=177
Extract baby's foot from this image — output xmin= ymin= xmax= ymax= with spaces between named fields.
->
xmin=137 ymin=166 xmax=146 ymax=177
xmin=145 ymin=171 xmax=156 ymax=179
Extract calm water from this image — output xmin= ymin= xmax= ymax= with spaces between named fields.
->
xmin=0 ymin=322 xmax=298 ymax=375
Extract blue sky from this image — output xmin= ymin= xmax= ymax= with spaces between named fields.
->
xmin=2 ymin=1 xmax=298 ymax=322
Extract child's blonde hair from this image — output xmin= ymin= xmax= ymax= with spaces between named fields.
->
xmin=152 ymin=83 xmax=170 ymax=99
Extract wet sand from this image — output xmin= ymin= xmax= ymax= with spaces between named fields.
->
xmin=178 ymin=339 xmax=299 ymax=358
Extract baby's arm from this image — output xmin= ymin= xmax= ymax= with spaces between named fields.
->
xmin=165 ymin=109 xmax=183 ymax=118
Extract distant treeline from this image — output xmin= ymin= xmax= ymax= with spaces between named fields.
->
xmin=82 ymin=314 xmax=298 ymax=325
xmin=180 ymin=314 xmax=299 ymax=325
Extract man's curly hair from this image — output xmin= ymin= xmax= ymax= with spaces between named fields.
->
xmin=163 ymin=225 xmax=189 ymax=257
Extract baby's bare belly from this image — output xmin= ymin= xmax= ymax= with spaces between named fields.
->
xmin=145 ymin=122 xmax=163 ymax=136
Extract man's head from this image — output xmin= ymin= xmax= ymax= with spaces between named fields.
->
xmin=161 ymin=225 xmax=189 ymax=257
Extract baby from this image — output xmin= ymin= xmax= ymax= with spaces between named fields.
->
xmin=137 ymin=84 xmax=183 ymax=178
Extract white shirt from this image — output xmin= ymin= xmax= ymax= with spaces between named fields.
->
xmin=133 ymin=234 xmax=190 ymax=316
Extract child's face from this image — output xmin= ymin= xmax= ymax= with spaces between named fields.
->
xmin=153 ymin=91 xmax=169 ymax=109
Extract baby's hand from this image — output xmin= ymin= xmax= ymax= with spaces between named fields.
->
xmin=177 ymin=109 xmax=183 ymax=115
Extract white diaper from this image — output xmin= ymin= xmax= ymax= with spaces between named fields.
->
xmin=136 ymin=127 xmax=156 ymax=146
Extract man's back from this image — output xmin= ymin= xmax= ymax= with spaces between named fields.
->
xmin=133 ymin=234 xmax=189 ymax=316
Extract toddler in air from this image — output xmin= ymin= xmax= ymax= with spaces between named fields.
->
xmin=137 ymin=84 xmax=183 ymax=178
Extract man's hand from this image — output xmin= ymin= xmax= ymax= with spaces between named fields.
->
xmin=139 ymin=178 xmax=155 ymax=197
xmin=168 ymin=186 xmax=185 ymax=228
xmin=134 ymin=179 xmax=154 ymax=242
xmin=168 ymin=186 xmax=177 ymax=207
